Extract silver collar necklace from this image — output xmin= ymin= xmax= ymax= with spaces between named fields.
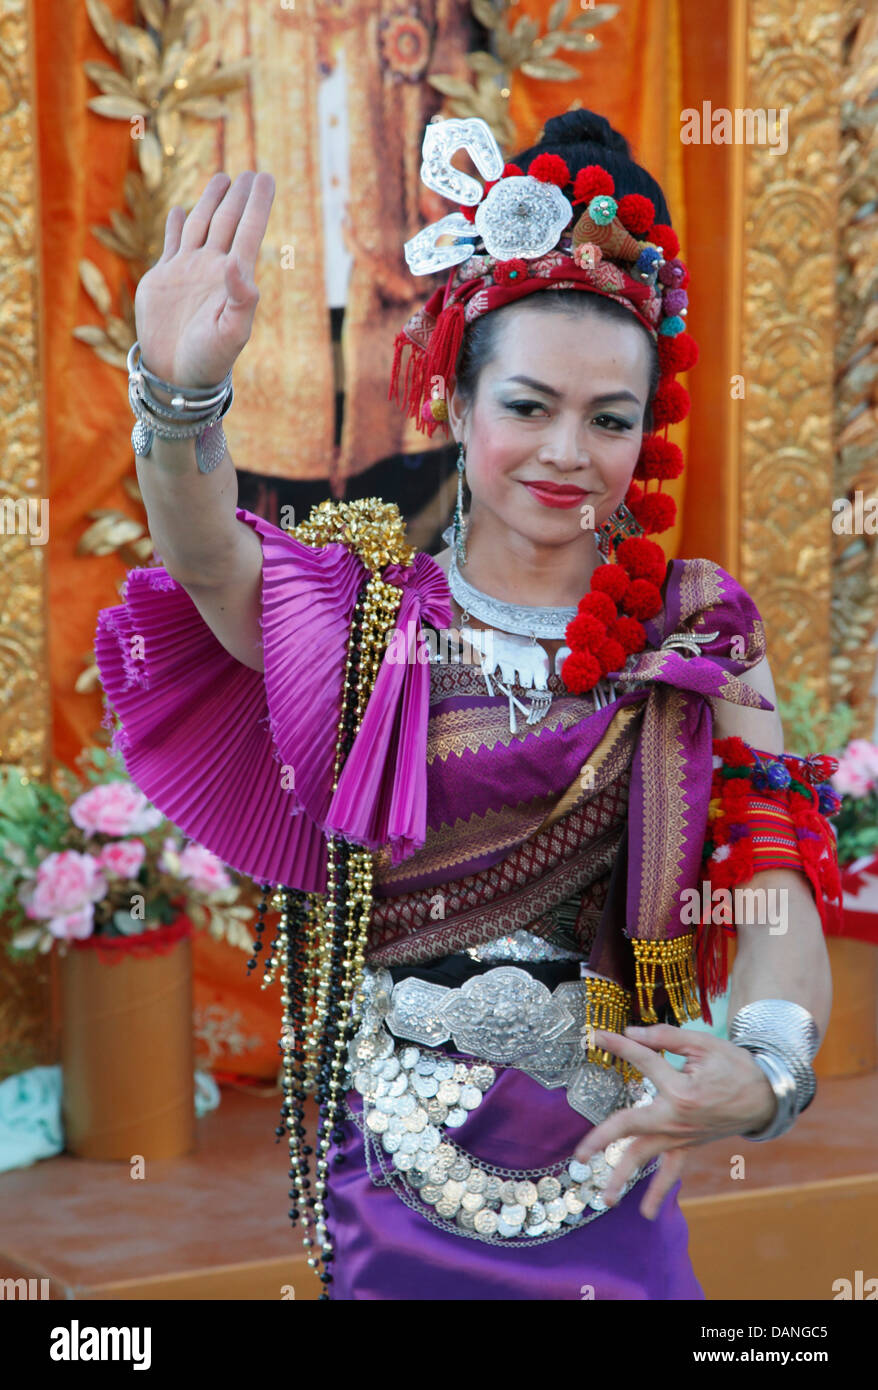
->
xmin=441 ymin=525 xmax=603 ymax=639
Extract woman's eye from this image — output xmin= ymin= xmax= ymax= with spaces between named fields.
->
xmin=594 ymin=415 xmax=633 ymax=431
xmin=506 ymin=402 xmax=633 ymax=431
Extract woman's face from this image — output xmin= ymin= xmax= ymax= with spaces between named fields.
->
xmin=447 ymin=301 xmax=653 ymax=555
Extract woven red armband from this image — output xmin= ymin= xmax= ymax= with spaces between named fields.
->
xmin=696 ymin=736 xmax=844 ymax=1013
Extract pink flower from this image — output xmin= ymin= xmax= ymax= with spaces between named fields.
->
xmin=48 ymin=904 xmax=96 ymax=941
xmin=831 ymin=762 xmax=873 ymax=798
xmin=70 ymin=782 xmax=164 ymax=837
xmin=843 ymin=739 xmax=878 ymax=781
xmin=25 ymin=850 xmax=107 ymax=920
xmin=158 ymin=837 xmax=182 ymax=876
xmin=98 ymin=839 xmax=146 ymax=879
xmin=177 ymin=844 xmax=232 ymax=894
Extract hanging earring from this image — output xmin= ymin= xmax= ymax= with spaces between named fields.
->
xmin=453 ymin=441 xmax=468 ymax=566
xmin=596 ymin=501 xmax=643 ymax=559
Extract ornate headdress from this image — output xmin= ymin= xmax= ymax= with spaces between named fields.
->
xmin=388 ymin=116 xmax=699 ymax=544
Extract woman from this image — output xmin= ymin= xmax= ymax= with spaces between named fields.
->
xmin=96 ymin=110 xmax=842 ymax=1301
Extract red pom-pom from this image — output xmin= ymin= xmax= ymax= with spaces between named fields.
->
xmin=561 ymin=648 xmax=602 ymax=693
xmin=615 ymin=536 xmax=666 ymax=586
xmin=649 ymin=223 xmax=680 ymax=258
xmin=811 ymin=754 xmax=840 ymax=782
xmin=571 ymin=165 xmax=615 ymax=205
xmin=565 ymin=611 xmax=606 ymax=649
xmin=493 ymin=258 xmax=529 ymax=286
xmin=616 ymin=193 xmax=655 ymax=236
xmin=578 ymin=590 xmax=616 ymax=625
xmin=713 ymin=736 xmax=753 ymax=767
xmin=631 ymin=490 xmax=677 ymax=535
xmin=528 ymin=153 xmax=571 ymax=187
xmin=658 ymin=332 xmax=699 ymax=375
xmin=621 ymin=578 xmax=664 ymax=621
xmin=608 ymin=614 xmax=646 ymax=655
xmin=590 ymin=565 xmax=630 ymax=602
xmin=595 ymin=636 xmax=627 ymax=674
xmin=638 ymin=435 xmax=684 ymax=482
xmin=652 ymin=379 xmax=691 ymax=428
xmin=711 ymin=845 xmax=754 ymax=889
xmin=459 ymin=204 xmax=477 ymax=224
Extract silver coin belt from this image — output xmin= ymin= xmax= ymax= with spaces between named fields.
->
xmin=341 ymin=966 xmax=659 ymax=1247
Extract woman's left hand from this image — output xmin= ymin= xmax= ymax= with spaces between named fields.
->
xmin=574 ymin=1023 xmax=778 ymax=1220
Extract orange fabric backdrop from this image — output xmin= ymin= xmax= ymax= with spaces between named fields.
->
xmin=38 ymin=0 xmax=731 ymax=771
xmin=34 ymin=0 xmax=732 ymax=1078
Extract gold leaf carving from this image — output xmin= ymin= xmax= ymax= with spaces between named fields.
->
xmin=78 ymin=257 xmax=113 ymax=315
xmin=87 ymin=93 xmax=151 ymax=119
xmin=84 ymin=0 xmax=119 ymax=54
xmin=519 ymin=57 xmax=583 ymax=80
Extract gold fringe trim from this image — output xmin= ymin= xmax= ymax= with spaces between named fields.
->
xmin=582 ymin=976 xmax=642 ymax=1084
xmin=631 ymin=933 xmax=702 ymax=1025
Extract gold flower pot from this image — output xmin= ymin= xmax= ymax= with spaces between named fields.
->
xmin=59 ymin=918 xmax=196 ymax=1160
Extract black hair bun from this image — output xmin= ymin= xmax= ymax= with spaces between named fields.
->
xmin=541 ymin=109 xmax=631 ymax=158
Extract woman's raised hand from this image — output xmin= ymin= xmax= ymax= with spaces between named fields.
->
xmin=134 ymin=170 xmax=276 ymax=390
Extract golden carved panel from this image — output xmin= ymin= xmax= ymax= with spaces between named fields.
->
xmin=738 ymin=0 xmax=839 ymax=704
xmin=0 ymin=0 xmax=56 ymax=1079
xmin=740 ymin=0 xmax=878 ymax=734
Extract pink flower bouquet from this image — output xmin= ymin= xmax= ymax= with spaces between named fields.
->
xmin=829 ymin=738 xmax=878 ymax=867
xmin=0 ymin=744 xmax=251 ymax=956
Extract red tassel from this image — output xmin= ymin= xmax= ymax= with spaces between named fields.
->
xmin=388 ymin=329 xmax=408 ymax=406
xmin=423 ymin=300 xmax=466 ymax=415
xmin=695 ymin=916 xmax=731 ymax=1025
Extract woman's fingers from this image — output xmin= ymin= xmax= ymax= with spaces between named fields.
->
xmin=179 ymin=171 xmax=233 ymax=252
xmin=601 ymin=1135 xmax=664 ymax=1206
xmin=222 ymin=254 xmax=258 ymax=317
xmin=638 ymin=1148 xmax=688 ymax=1221
xmin=588 ymin=1027 xmax=683 ymax=1091
xmin=623 ymin=1023 xmax=705 ymax=1058
xmin=573 ymin=1098 xmax=663 ymax=1163
xmin=159 ymin=205 xmax=185 ymax=262
xmin=229 ymin=171 xmax=276 ymax=281
xmin=204 ymin=170 xmax=257 ymax=255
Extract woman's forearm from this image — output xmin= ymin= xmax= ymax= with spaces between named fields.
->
xmin=726 ymin=868 xmax=832 ymax=1040
xmin=134 ymin=381 xmax=244 ymax=587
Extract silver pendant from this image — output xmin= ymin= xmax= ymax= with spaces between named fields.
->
xmin=195 ymin=421 xmax=226 ymax=474
xmin=131 ymin=420 xmax=153 ymax=458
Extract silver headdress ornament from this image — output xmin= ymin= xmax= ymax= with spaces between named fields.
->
xmin=403 ymin=117 xmax=575 ymax=275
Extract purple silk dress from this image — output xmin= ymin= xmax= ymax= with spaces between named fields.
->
xmin=326 ymin=1071 xmax=702 ymax=1301
xmin=93 ymin=506 xmax=774 ymax=1301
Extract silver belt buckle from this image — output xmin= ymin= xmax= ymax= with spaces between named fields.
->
xmin=377 ymin=965 xmax=627 ymax=1125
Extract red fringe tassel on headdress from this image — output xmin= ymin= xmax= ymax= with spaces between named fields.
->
xmin=389 ymin=298 xmax=467 ymax=437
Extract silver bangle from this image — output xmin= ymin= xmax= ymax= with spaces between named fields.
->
xmin=729 ymin=998 xmax=820 ymax=1142
xmin=127 ymin=341 xmax=232 ymax=407
xmin=737 ymin=1047 xmax=798 ymax=1141
xmin=126 ymin=341 xmax=233 ymax=474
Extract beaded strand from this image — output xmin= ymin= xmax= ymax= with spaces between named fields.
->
xmin=248 ymin=570 xmax=402 ymax=1298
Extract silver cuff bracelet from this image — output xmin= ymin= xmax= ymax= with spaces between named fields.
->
xmin=729 ymin=998 xmax=820 ymax=1142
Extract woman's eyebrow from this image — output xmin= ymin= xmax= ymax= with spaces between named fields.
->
xmin=498 ymin=375 xmax=641 ymax=406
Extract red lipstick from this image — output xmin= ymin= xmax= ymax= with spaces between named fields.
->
xmin=521 ymin=480 xmax=589 ymax=510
